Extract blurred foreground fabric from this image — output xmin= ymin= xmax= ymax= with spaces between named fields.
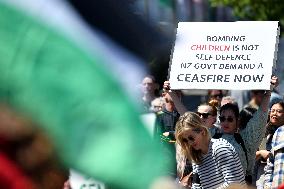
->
xmin=0 ymin=1 xmax=167 ymax=189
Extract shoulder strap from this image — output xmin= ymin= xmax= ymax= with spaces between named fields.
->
xmin=212 ymin=133 xmax=223 ymax=139
xmin=234 ymin=133 xmax=248 ymax=164
xmin=192 ymin=173 xmax=200 ymax=184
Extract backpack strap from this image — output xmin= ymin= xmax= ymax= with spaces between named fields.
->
xmin=212 ymin=133 xmax=223 ymax=139
xmin=192 ymin=172 xmax=200 ymax=184
xmin=234 ymin=133 xmax=248 ymax=164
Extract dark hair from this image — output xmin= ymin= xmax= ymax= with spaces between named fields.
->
xmin=143 ymin=75 xmax=156 ymax=83
xmin=265 ymin=101 xmax=284 ymax=139
xmin=251 ymin=90 xmax=266 ymax=95
xmin=239 ymin=107 xmax=257 ymax=130
xmin=220 ymin=103 xmax=239 ymax=119
xmin=270 ymin=100 xmax=284 ymax=111
xmin=142 ymin=75 xmax=160 ymax=96
xmin=208 ymin=90 xmax=223 ymax=95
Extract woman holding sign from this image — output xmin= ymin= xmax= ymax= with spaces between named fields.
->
xmin=165 ymin=76 xmax=279 ymax=186
xmin=217 ymin=76 xmax=278 ymax=184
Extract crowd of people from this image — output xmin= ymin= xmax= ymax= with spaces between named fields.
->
xmin=140 ymin=75 xmax=284 ymax=189
xmin=0 ymin=1 xmax=283 ymax=188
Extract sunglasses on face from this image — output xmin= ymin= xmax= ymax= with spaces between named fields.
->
xmin=181 ymin=129 xmax=202 ymax=144
xmin=196 ymin=112 xmax=211 ymax=119
xmin=182 ymin=136 xmax=195 ymax=144
xmin=219 ymin=116 xmax=234 ymax=123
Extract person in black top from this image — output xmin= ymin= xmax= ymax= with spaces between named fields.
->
xmin=154 ymin=91 xmax=181 ymax=177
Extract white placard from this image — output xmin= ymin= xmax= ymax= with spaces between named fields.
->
xmin=69 ymin=169 xmax=105 ymax=189
xmin=169 ymin=21 xmax=279 ymax=90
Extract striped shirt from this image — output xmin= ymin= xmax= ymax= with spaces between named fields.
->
xmin=192 ymin=138 xmax=246 ymax=189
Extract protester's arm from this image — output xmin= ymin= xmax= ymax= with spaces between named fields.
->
xmin=260 ymin=76 xmax=279 ymax=111
xmin=163 ymin=81 xmax=187 ymax=115
xmin=240 ymin=76 xmax=279 ymax=156
xmin=168 ymin=91 xmax=187 ymax=116
xmin=255 ymin=150 xmax=270 ymax=161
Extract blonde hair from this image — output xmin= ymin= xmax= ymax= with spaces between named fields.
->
xmin=208 ymin=99 xmax=219 ymax=110
xmin=175 ymin=112 xmax=210 ymax=164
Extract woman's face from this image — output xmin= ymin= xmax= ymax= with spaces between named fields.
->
xmin=270 ymin=103 xmax=284 ymax=126
xmin=220 ymin=109 xmax=237 ymax=134
xmin=197 ymin=105 xmax=216 ymax=128
xmin=181 ymin=128 xmax=205 ymax=151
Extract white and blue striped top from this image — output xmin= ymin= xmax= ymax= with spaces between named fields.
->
xmin=191 ymin=138 xmax=246 ymax=189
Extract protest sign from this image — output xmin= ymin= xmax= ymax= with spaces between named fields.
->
xmin=169 ymin=21 xmax=279 ymax=90
xmin=70 ymin=169 xmax=105 ymax=189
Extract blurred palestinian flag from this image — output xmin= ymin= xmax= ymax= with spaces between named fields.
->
xmin=0 ymin=0 xmax=169 ymax=188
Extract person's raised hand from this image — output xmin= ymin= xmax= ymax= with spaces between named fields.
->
xmin=163 ymin=81 xmax=171 ymax=93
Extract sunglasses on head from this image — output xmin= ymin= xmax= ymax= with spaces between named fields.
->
xmin=196 ymin=112 xmax=211 ymax=119
xmin=210 ymin=94 xmax=223 ymax=98
xmin=219 ymin=116 xmax=234 ymax=123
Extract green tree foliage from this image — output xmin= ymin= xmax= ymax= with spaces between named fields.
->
xmin=210 ymin=0 xmax=284 ymax=34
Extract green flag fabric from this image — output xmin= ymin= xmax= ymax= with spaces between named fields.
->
xmin=159 ymin=0 xmax=174 ymax=8
xmin=0 ymin=2 xmax=167 ymax=189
